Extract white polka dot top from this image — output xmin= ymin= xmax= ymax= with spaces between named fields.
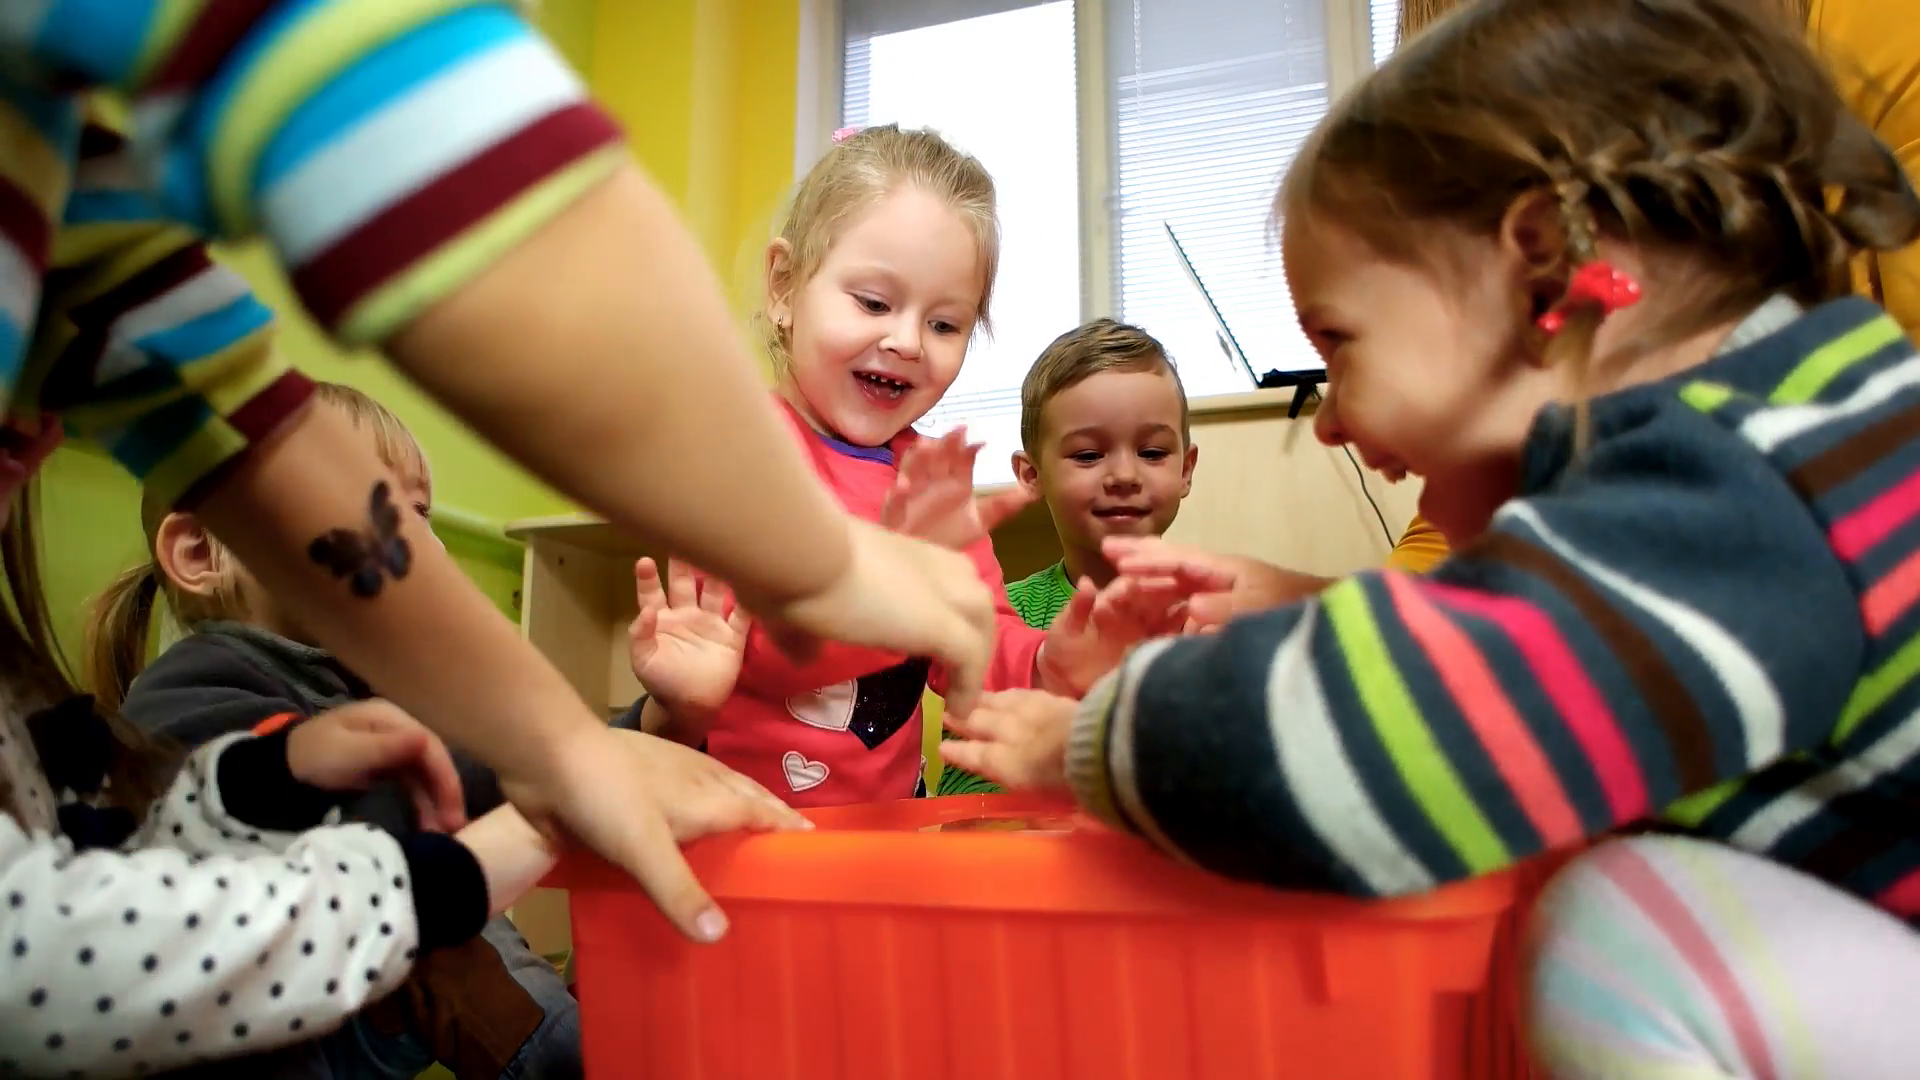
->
xmin=1 ymin=709 xmax=489 ymax=1078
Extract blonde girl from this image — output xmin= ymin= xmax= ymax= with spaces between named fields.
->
xmin=628 ymin=125 xmax=1188 ymax=807
xmin=945 ymin=0 xmax=1920 ymax=1075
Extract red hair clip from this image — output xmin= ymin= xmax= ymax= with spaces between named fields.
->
xmin=1536 ymin=261 xmax=1641 ymax=336
xmin=832 ymin=126 xmax=862 ymax=144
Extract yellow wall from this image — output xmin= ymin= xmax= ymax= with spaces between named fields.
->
xmin=588 ymin=0 xmax=800 ymax=304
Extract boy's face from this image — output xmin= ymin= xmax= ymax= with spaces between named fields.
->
xmin=1015 ymin=368 xmax=1196 ymax=553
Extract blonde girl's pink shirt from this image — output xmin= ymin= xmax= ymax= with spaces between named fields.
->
xmin=702 ymin=400 xmax=1045 ymax=807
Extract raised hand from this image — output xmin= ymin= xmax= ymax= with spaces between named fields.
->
xmin=627 ymin=557 xmax=747 ymax=716
xmin=1103 ymin=535 xmax=1330 ymax=624
xmin=1034 ymin=574 xmax=1197 ymax=698
xmin=881 ymin=427 xmax=1032 ymax=551
xmin=940 ymin=688 xmax=1078 ymax=792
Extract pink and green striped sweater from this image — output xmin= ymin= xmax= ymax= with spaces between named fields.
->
xmin=1068 ymin=295 xmax=1920 ymax=920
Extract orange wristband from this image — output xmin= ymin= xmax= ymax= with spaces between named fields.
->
xmin=251 ymin=712 xmax=300 ymax=737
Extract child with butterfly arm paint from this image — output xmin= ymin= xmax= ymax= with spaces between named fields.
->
xmin=1 ymin=2 xmax=993 ymax=949
xmin=88 ymin=384 xmax=584 ymax=1080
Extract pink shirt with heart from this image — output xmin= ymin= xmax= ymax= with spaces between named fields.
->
xmin=702 ymin=400 xmax=1045 ymax=807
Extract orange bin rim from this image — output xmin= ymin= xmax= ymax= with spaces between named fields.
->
xmin=547 ymin=793 xmax=1521 ymax=920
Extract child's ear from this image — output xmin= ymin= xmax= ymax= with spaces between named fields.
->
xmin=153 ymin=511 xmax=224 ymax=600
xmin=1179 ymin=442 xmax=1198 ymax=498
xmin=764 ymin=239 xmax=796 ymax=331
xmin=1012 ymin=450 xmax=1042 ymax=496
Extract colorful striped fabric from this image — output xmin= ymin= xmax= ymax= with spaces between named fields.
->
xmin=0 ymin=1 xmax=623 ymax=505
xmin=1526 ymin=834 xmax=1920 ymax=1078
xmin=1067 ymin=296 xmax=1920 ymax=918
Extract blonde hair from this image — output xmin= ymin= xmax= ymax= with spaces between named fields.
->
xmin=1020 ymin=318 xmax=1188 ymax=453
xmin=763 ymin=124 xmax=1000 ymax=368
xmin=84 ymin=383 xmax=429 ymax=712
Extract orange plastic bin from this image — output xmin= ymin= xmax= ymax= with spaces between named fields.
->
xmin=551 ymin=794 xmax=1540 ymax=1079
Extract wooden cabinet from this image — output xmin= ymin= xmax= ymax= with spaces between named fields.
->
xmin=502 ymin=389 xmax=1419 ymax=958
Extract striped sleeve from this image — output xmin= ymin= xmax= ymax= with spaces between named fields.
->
xmin=31 ymin=115 xmax=313 ymax=509
xmin=1065 ymin=401 xmax=1865 ymax=896
xmin=32 ymin=0 xmax=625 ymax=348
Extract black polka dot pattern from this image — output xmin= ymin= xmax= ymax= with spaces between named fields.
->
xmin=1 ymin=730 xmax=426 ymax=1074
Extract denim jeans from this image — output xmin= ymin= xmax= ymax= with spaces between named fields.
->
xmin=326 ymin=918 xmax=582 ymax=1080
xmin=166 ymin=918 xmax=581 ymax=1080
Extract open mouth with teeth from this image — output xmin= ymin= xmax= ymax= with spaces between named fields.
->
xmin=854 ymin=371 xmax=913 ymax=403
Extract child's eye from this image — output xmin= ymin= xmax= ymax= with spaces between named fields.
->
xmin=930 ymin=319 xmax=963 ymax=336
xmin=414 ymin=503 xmax=432 ymax=521
xmin=1139 ymin=448 xmax=1170 ymax=461
xmin=1312 ymin=329 xmax=1351 ymax=356
xmin=855 ymin=295 xmax=889 ymax=314
xmin=1070 ymin=451 xmax=1102 ymax=464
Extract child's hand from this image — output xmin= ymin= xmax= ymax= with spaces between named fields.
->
xmin=628 ymin=557 xmax=747 ymax=718
xmin=509 ymin=725 xmax=809 ymax=942
xmin=756 ymin=518 xmax=999 ymax=718
xmin=286 ymin=700 xmax=468 ymax=833
xmin=1104 ymin=535 xmax=1330 ymax=623
xmin=609 ymin=730 xmax=808 ymax=841
xmin=940 ymin=689 xmax=1077 ymax=792
xmin=882 ymin=427 xmax=1033 ymax=550
xmin=1035 ymin=574 xmax=1196 ymax=698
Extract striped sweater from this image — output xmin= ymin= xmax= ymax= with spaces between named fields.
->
xmin=1 ymin=1 xmax=623 ymax=506
xmin=1068 ymin=296 xmax=1920 ymax=919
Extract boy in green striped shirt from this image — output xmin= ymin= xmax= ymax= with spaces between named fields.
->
xmin=938 ymin=319 xmax=1196 ymax=794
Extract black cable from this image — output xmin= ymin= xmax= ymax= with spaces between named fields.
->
xmin=1307 ymin=387 xmax=1395 ymax=547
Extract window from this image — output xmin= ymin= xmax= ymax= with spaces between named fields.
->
xmin=842 ymin=0 xmax=1081 ymax=486
xmin=832 ymin=0 xmax=1400 ymax=484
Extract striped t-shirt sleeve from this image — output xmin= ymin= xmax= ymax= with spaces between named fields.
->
xmin=36 ymin=1 xmax=626 ymax=348
xmin=1064 ymin=404 xmax=1865 ymax=896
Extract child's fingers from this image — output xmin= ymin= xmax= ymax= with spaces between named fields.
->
xmin=975 ymin=488 xmax=1035 ymax=532
xmin=379 ymin=727 xmax=467 ymax=832
xmin=1053 ymin=581 xmax=1096 ymax=637
xmin=665 ymin=558 xmax=698 ymax=608
xmin=1185 ymin=592 xmax=1234 ymax=627
xmin=718 ymin=772 xmax=811 ymax=831
xmin=1114 ymin=557 xmax=1237 ymax=595
xmin=692 ymin=566 xmax=729 ymax=614
xmin=938 ymin=738 xmax=1027 ymax=789
xmin=634 ymin=558 xmax=667 ymax=614
xmin=608 ymin=803 xmax=730 ymax=944
xmin=631 ymin=604 xmax=659 ymax=642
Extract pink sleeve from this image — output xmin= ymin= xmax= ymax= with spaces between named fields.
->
xmin=734 ymin=623 xmax=906 ymax=699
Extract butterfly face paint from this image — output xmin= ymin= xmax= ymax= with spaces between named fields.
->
xmin=307 ymin=481 xmax=414 ymax=598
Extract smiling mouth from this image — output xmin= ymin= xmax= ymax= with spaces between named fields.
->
xmin=854 ymin=372 xmax=912 ymax=401
xmin=1092 ymin=507 xmax=1150 ymax=519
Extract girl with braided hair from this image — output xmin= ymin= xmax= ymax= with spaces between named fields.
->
xmin=942 ymin=0 xmax=1920 ymax=1074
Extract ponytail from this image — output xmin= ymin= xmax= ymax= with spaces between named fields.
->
xmin=85 ymin=561 xmax=162 ymax=715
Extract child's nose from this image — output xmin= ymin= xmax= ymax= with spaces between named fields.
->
xmin=1313 ymin=385 xmax=1347 ymax=447
xmin=884 ymin=318 xmax=923 ymax=359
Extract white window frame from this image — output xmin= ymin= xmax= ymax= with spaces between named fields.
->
xmin=793 ymin=0 xmax=1384 ymax=374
